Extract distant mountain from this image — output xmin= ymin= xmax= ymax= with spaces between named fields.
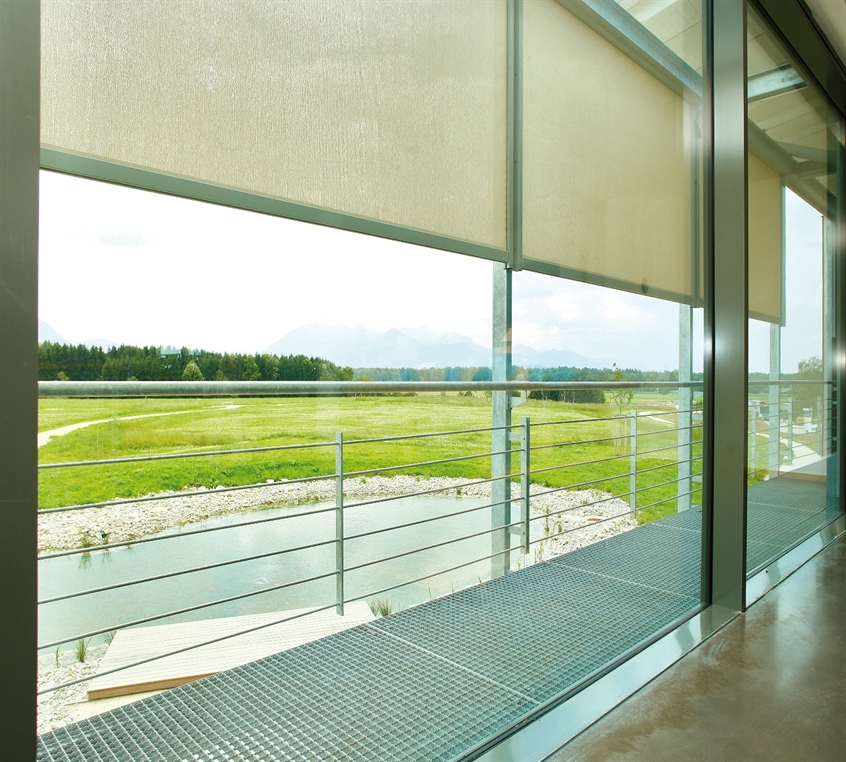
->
xmin=513 ymin=345 xmax=614 ymax=370
xmin=38 ymin=319 xmax=66 ymax=344
xmin=267 ymin=323 xmax=490 ymax=368
xmin=266 ymin=323 xmax=611 ymax=370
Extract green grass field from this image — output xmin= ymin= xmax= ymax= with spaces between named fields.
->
xmin=38 ymin=394 xmax=702 ymax=523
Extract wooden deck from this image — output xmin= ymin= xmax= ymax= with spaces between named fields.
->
xmin=87 ymin=602 xmax=374 ymax=700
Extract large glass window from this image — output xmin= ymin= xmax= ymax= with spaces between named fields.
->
xmin=745 ymin=4 xmax=844 ymax=574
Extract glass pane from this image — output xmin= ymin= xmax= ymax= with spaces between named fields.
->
xmin=616 ymin=0 xmax=703 ymax=73
xmin=41 ymin=0 xmax=507 ymax=248
xmin=745 ymin=5 xmax=844 ymax=575
xmin=513 ymin=0 xmax=704 ymax=714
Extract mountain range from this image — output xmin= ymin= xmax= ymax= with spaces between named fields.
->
xmin=266 ymin=323 xmax=613 ymax=369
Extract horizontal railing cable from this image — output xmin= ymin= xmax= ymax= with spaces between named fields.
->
xmin=342 ymin=449 xmax=510 ymax=479
xmin=37 ymin=600 xmax=342 ymax=695
xmin=38 ymin=566 xmax=340 ymax=650
xmin=343 ymin=423 xmax=514 ymax=445
xmin=345 ymin=496 xmax=519 ymax=542
xmin=39 ymin=501 xmax=341 ymax=560
xmin=530 ymin=441 xmax=685 ymax=477
xmin=39 ymin=379 xmax=704 ymax=398
xmin=38 ymin=536 xmax=341 ymax=605
xmin=344 ymin=473 xmax=513 ymax=510
xmin=528 ymin=507 xmax=635 ymax=545
xmin=530 ymin=423 xmax=701 ymax=453
xmin=347 ymin=546 xmax=515 ymax=606
xmin=39 ymin=545 xmax=520 ymax=695
xmin=528 ymin=489 xmax=702 ymax=547
xmin=635 ymin=488 xmax=703 ymax=514
xmin=526 ymin=456 xmax=702 ymax=500
xmin=38 ymin=439 xmax=336 ymax=470
xmin=344 ymin=520 xmax=522 ymax=574
xmin=529 ymin=488 xmax=634 ymax=522
xmin=37 ymin=472 xmax=337 ymax=515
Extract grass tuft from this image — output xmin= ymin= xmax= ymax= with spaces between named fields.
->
xmin=368 ymin=598 xmax=395 ymax=617
xmin=74 ymin=637 xmax=91 ymax=663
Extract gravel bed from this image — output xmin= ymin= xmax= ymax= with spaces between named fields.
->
xmin=38 ymin=645 xmax=108 ymax=735
xmin=38 ymin=475 xmax=636 ymax=554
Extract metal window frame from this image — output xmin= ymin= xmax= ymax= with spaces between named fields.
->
xmin=2 ymin=0 xmax=844 ymax=758
xmin=0 ymin=1 xmax=39 ymax=760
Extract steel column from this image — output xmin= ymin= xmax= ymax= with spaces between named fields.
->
xmin=520 ymin=416 xmax=530 ymax=555
xmin=706 ymin=0 xmax=747 ymax=612
xmin=0 ymin=0 xmax=39 ymax=757
xmin=335 ymin=432 xmax=345 ymax=615
xmin=678 ymin=304 xmax=693 ymax=511
xmin=491 ymin=264 xmax=513 ymax=578
xmin=768 ymin=323 xmax=781 ymax=477
xmin=629 ymin=411 xmax=638 ymax=514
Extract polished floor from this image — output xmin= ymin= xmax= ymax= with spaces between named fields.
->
xmin=549 ymin=533 xmax=846 ymax=762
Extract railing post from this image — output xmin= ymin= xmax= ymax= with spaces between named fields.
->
xmin=768 ymin=323 xmax=781 ymax=478
xmin=749 ymin=404 xmax=757 ymax=478
xmin=678 ymin=304 xmax=693 ymax=511
xmin=335 ymin=431 xmax=344 ymax=616
xmin=629 ymin=410 xmax=637 ymax=514
xmin=520 ymin=416 xmax=530 ymax=555
xmin=787 ymin=398 xmax=794 ymax=464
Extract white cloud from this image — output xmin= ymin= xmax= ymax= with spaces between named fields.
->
xmin=602 ymin=292 xmax=641 ymax=322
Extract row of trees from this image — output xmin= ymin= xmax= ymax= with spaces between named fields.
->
xmin=38 ymin=342 xmax=354 ymax=382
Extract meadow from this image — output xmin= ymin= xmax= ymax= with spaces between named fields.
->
xmin=38 ymin=393 xmax=702 ymax=524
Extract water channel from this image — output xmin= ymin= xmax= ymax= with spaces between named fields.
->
xmin=39 ymin=495 xmax=525 ymax=650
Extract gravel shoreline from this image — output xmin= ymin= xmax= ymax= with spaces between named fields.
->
xmin=37 ymin=476 xmax=637 ymax=733
xmin=38 ymin=475 xmax=635 ymax=554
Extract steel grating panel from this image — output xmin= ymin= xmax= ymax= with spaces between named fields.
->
xmin=370 ymin=558 xmax=696 ymax=704
xmin=747 ymin=477 xmax=841 ymax=572
xmin=39 ymin=484 xmax=841 ymax=761
xmin=649 ymin=506 xmax=703 ymax=532
xmin=40 ymin=626 xmax=535 ymax=762
xmin=39 ymin=515 xmax=702 ymax=762
xmin=550 ymin=517 xmax=702 ymax=601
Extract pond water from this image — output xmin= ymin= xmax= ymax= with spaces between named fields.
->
xmin=39 ymin=495 xmax=525 ymax=651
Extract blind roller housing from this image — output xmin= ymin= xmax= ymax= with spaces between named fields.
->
xmin=523 ymin=0 xmax=697 ymax=303
xmin=41 ymin=0 xmax=507 ymax=248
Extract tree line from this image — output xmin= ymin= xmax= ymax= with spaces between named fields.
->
xmin=38 ymin=342 xmax=354 ymax=382
xmin=40 ymin=341 xmax=716 ymax=394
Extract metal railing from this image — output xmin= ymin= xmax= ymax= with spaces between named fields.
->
xmin=37 ymin=380 xmax=704 ymax=696
xmin=746 ymin=382 xmax=838 ymax=479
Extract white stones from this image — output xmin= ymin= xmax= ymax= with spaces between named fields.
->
xmin=38 ymin=476 xmax=637 ymax=557
xmin=38 ymin=645 xmax=108 ymax=735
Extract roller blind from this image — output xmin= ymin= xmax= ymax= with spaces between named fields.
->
xmin=523 ymin=0 xmax=696 ymax=303
xmin=41 ymin=0 xmax=507 ymax=249
xmin=747 ymin=152 xmax=783 ymax=324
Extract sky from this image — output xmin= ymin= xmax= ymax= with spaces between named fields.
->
xmin=749 ymin=188 xmax=825 ymax=375
xmin=39 ymin=172 xmax=823 ymax=373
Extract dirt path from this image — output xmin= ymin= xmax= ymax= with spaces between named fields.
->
xmin=38 ymin=406 xmax=242 ymax=448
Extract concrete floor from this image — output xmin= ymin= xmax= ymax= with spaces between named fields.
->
xmin=549 ymin=534 xmax=846 ymax=762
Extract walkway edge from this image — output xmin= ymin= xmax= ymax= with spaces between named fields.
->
xmin=470 ymin=605 xmax=737 ymax=762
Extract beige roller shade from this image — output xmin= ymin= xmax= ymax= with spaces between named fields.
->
xmin=523 ymin=0 xmax=697 ymax=303
xmin=747 ymin=151 xmax=783 ymax=324
xmin=41 ymin=0 xmax=507 ymax=248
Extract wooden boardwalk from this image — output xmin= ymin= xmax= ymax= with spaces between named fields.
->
xmin=88 ymin=602 xmax=374 ymax=700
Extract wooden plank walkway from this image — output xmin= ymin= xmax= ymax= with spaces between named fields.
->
xmin=87 ymin=602 xmax=374 ymax=700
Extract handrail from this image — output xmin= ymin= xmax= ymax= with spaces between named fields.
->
xmin=38 ymin=379 xmax=703 ymax=397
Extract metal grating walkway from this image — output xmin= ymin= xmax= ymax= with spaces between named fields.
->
xmin=747 ymin=476 xmax=840 ymax=573
xmin=38 ymin=479 xmax=839 ymax=762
